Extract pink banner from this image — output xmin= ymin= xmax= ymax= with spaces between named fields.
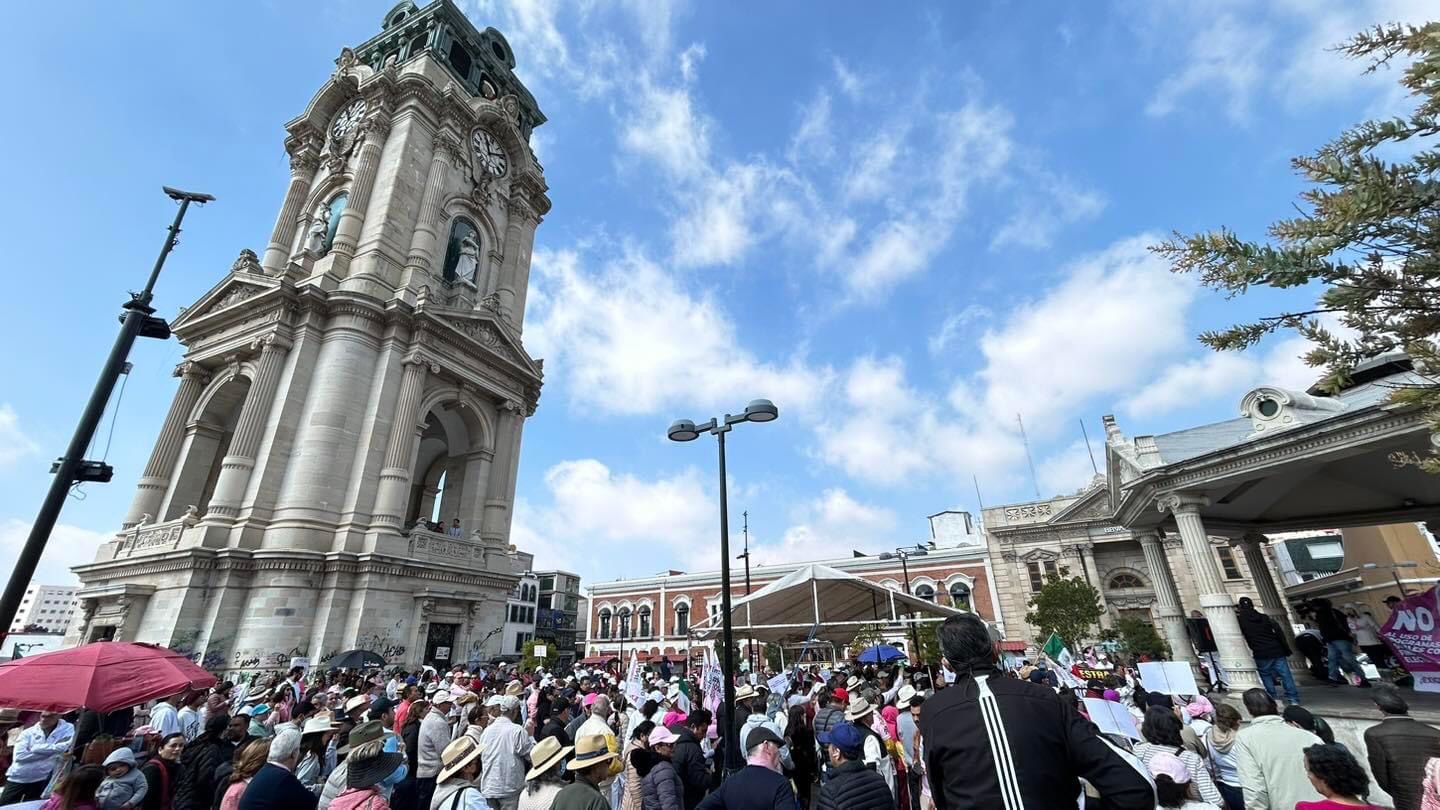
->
xmin=1379 ymin=584 xmax=1440 ymax=693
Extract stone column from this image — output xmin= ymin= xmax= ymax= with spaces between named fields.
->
xmin=480 ymin=402 xmax=521 ymax=543
xmin=400 ymin=132 xmax=460 ymax=290
xmin=458 ymin=449 xmax=493 ymax=535
xmin=206 ymin=336 xmax=291 ymax=519
xmin=372 ymin=359 xmax=432 ymax=528
xmin=1158 ymin=494 xmax=1259 ymax=687
xmin=329 ymin=116 xmax=391 ymax=274
xmin=1076 ymin=543 xmax=1111 ymax=629
xmin=1137 ymin=530 xmax=1196 ymax=665
xmin=496 ymin=199 xmax=538 ymax=330
xmin=262 ymin=141 xmax=321 ymax=273
xmin=1238 ymin=532 xmax=1288 ymax=619
xmin=123 ymin=362 xmax=208 ymax=528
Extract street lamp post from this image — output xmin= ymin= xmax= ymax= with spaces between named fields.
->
xmin=668 ymin=399 xmax=778 ymax=775
xmin=1362 ymin=561 xmax=1419 ymax=599
xmin=879 ymin=545 xmax=929 ymax=661
xmin=738 ymin=511 xmax=755 ymax=674
xmin=0 ymin=187 xmax=213 ymax=636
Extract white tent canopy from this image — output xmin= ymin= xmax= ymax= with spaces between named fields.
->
xmin=687 ymin=563 xmax=964 ymax=645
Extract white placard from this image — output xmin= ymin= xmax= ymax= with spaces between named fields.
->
xmin=1138 ymin=661 xmax=1199 ymax=695
xmin=1083 ymin=698 xmax=1142 ymax=740
xmin=533 ymin=644 xmax=548 ymax=659
xmin=290 ymin=657 xmax=310 ymax=670
xmin=766 ymin=673 xmax=790 ymax=694
xmin=819 ymin=669 xmax=832 ymax=684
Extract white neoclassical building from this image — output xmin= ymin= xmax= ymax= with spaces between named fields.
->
xmin=68 ymin=0 xmax=549 ymax=674
xmin=988 ymin=356 xmax=1440 ymax=689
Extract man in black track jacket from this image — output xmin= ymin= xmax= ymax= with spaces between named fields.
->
xmin=919 ymin=614 xmax=1154 ymax=809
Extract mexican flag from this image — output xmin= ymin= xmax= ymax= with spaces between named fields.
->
xmin=1042 ymin=632 xmax=1074 ymax=668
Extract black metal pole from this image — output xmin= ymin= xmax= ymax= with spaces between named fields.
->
xmin=717 ymin=429 xmax=740 ymax=774
xmin=0 ymin=190 xmax=208 ymax=636
xmin=900 ymin=553 xmax=921 ymax=663
xmin=742 ymin=518 xmax=754 ymax=674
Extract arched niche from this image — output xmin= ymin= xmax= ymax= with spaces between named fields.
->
xmin=166 ymin=374 xmax=252 ymax=520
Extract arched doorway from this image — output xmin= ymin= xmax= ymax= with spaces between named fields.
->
xmin=164 ymin=375 xmax=250 ymax=520
xmin=404 ymin=398 xmax=490 ymax=536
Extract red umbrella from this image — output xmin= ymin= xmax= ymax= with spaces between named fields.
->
xmin=0 ymin=641 xmax=216 ymax=713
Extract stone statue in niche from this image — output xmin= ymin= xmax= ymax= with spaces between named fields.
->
xmin=305 ymin=207 xmax=331 ymax=256
xmin=455 ymin=232 xmax=480 ymax=287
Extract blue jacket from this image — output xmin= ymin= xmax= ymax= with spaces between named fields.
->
xmin=237 ymin=763 xmax=319 ymax=810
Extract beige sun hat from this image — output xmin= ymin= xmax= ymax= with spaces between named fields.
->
xmin=845 ymin=696 xmax=875 ymax=722
xmin=568 ymin=734 xmax=617 ymax=772
xmin=524 ymin=735 xmax=575 ymax=780
xmin=438 ymin=737 xmax=484 ymax=783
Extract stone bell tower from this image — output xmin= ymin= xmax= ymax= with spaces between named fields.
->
xmin=69 ymin=0 xmax=549 ymax=673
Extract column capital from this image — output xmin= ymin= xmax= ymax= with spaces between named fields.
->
xmin=1156 ymin=492 xmax=1209 ymax=515
xmin=250 ymin=333 xmax=293 ymax=354
xmin=1134 ymin=529 xmax=1161 ymax=545
xmin=173 ymin=361 xmax=209 ymax=381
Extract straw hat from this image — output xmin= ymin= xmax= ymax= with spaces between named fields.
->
xmin=845 ymin=675 xmax=862 ymax=690
xmin=734 ymin=685 xmax=757 ymax=702
xmin=347 ymin=747 xmax=405 ymax=789
xmin=524 ymin=735 xmax=574 ymax=780
xmin=897 ymin=685 xmax=919 ymax=708
xmin=569 ymin=734 xmax=618 ymax=772
xmin=301 ymin=716 xmax=336 ymax=737
xmin=437 ymin=737 xmax=483 ymax=783
xmin=845 ymin=696 xmax=875 ymax=722
xmin=505 ymin=680 xmax=524 ymax=697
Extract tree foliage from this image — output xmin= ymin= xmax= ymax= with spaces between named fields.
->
xmin=849 ymin=623 xmax=888 ymax=659
xmin=1153 ymin=22 xmax=1440 ymax=472
xmin=1113 ymin=616 xmax=1170 ymax=660
xmin=1025 ymin=575 xmax=1104 ymax=648
xmin=520 ymin=639 xmax=546 ymax=672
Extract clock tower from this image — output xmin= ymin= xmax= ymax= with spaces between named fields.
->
xmin=68 ymin=0 xmax=550 ymax=673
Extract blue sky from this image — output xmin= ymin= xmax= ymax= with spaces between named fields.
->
xmin=0 ymin=0 xmax=1429 ymax=588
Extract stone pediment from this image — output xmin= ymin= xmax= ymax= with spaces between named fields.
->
xmin=1049 ymin=483 xmax=1113 ymax=525
xmin=428 ymin=310 xmax=542 ymax=382
xmin=171 ymin=272 xmax=281 ymax=335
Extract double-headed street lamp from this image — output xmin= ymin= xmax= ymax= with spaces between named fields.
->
xmin=880 ymin=545 xmax=929 ymax=660
xmin=668 ymin=399 xmax=778 ymax=774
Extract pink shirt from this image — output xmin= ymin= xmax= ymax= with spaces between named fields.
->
xmin=220 ymin=778 xmax=250 ymax=810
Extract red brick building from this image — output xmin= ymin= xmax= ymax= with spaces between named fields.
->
xmin=581 ymin=511 xmax=1003 ymax=664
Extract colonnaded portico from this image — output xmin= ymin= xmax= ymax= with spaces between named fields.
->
xmin=66 ymin=0 xmax=550 ymax=674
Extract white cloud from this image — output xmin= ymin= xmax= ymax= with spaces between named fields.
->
xmin=0 ymin=520 xmax=108 ymax=587
xmin=1036 ymin=440 xmax=1103 ymax=499
xmin=841 ymin=127 xmax=907 ymax=202
xmin=991 ymin=173 xmax=1106 ymax=251
xmin=752 ymin=489 xmax=899 ymax=565
xmin=511 ymin=460 xmax=717 ymax=575
xmin=832 ymin=57 xmax=864 ymax=100
xmin=1124 ymin=334 xmax=1323 ymax=417
xmin=1147 ymin=14 xmax=1268 ymax=122
xmin=621 ymin=79 xmax=712 ymax=179
xmin=526 ymin=246 xmax=832 ymax=416
xmin=975 ymin=235 xmax=1196 ymax=430
xmin=788 ymin=92 xmax=835 ymax=164
xmin=929 ymin=305 xmax=992 ymax=356
xmin=0 ymin=405 xmax=38 ymax=469
xmin=678 ymin=43 xmax=706 ymax=83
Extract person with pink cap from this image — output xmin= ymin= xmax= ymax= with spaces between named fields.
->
xmin=1148 ymin=751 xmax=1220 ymax=809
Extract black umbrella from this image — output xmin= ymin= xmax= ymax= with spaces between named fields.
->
xmin=326 ymin=650 xmax=387 ymax=670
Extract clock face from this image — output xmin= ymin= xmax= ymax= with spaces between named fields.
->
xmin=471 ymin=130 xmax=508 ymax=177
xmin=332 ymin=99 xmax=368 ymax=140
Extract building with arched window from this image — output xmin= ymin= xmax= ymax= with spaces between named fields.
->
xmin=582 ymin=511 xmax=998 ymax=665
xmin=67 ymin=0 xmax=553 ymax=674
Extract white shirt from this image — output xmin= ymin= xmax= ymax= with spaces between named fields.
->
xmin=178 ymin=706 xmax=202 ymax=741
xmin=149 ymin=700 xmax=181 ymax=737
xmin=6 ymin=720 xmax=74 ymax=784
xmin=478 ymin=716 xmax=533 ymax=798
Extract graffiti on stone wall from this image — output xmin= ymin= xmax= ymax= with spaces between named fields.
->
xmin=356 ymin=620 xmax=408 ymax=662
xmin=228 ymin=645 xmax=308 ymax=672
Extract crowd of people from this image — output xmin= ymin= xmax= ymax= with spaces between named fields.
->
xmin=0 ymin=613 xmax=1437 ymax=809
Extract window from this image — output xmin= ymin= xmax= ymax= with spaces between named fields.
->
xmin=617 ymin=608 xmax=631 ymax=639
xmin=675 ymin=604 xmax=689 ymax=634
xmin=638 ymin=606 xmax=651 ymax=638
xmin=514 ymin=633 xmax=524 ymax=653
xmin=1216 ymin=546 xmax=1243 ymax=580
xmin=599 ymin=610 xmax=611 ymax=640
xmin=447 ymin=42 xmax=473 ymax=78
xmin=540 ymin=577 xmax=555 ymax=591
xmin=1108 ymin=573 xmax=1146 ymax=590
xmin=948 ymin=583 xmax=971 ymax=611
xmin=914 ymin=584 xmax=935 ymax=602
